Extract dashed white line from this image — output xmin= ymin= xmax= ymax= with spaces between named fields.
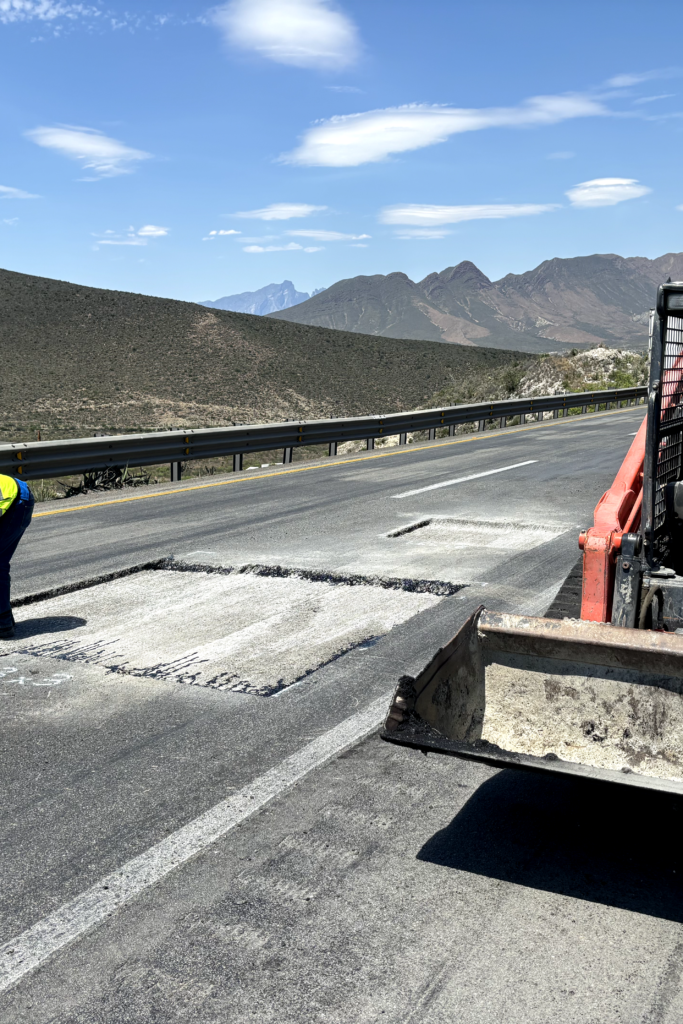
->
xmin=0 ymin=691 xmax=392 ymax=993
xmin=392 ymin=460 xmax=538 ymax=499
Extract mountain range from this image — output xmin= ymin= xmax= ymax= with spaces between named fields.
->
xmin=269 ymin=252 xmax=683 ymax=352
xmin=200 ymin=280 xmax=325 ymax=315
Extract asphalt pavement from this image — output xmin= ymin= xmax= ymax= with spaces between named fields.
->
xmin=3 ymin=406 xmax=679 ymax=1024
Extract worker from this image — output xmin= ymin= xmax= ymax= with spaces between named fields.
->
xmin=0 ymin=475 xmax=34 ymax=639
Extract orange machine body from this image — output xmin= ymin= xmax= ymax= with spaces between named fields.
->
xmin=579 ymin=418 xmax=646 ymax=622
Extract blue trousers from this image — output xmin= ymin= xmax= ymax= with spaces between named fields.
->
xmin=0 ymin=490 xmax=34 ymax=628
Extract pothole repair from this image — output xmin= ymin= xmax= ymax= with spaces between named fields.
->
xmin=6 ymin=563 xmax=465 ymax=697
xmin=387 ymin=516 xmax=568 ymax=551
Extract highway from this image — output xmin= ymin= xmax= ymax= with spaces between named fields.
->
xmin=3 ymin=406 xmax=681 ymax=1024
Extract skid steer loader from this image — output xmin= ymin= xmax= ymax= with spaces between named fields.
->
xmin=381 ymin=282 xmax=683 ymax=794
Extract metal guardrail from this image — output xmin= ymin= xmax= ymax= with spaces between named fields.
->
xmin=0 ymin=386 xmax=647 ymax=482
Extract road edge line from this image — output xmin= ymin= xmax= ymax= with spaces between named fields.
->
xmin=0 ymin=691 xmax=392 ymax=994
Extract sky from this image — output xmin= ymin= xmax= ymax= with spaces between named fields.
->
xmin=1 ymin=0 xmax=683 ymax=302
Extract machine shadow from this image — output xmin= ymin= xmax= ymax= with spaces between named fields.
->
xmin=417 ymin=767 xmax=683 ymax=922
xmin=13 ymin=616 xmax=87 ymax=639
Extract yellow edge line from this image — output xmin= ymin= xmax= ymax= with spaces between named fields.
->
xmin=33 ymin=406 xmax=642 ymax=518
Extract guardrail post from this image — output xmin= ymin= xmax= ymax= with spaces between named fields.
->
xmin=553 ymin=409 xmax=558 ymax=419
xmin=499 ymin=416 xmax=505 ymax=429
xmin=582 ymin=405 xmax=587 ymax=413
xmin=478 ymin=420 xmax=485 ymax=431
xmin=233 ymin=453 xmax=243 ymax=472
xmin=399 ymin=433 xmax=407 ymax=445
xmin=283 ymin=447 xmax=293 ymax=464
xmin=448 ymin=425 xmax=455 ymax=436
xmin=520 ymin=414 xmax=526 ymax=424
xmin=170 ymin=462 xmax=182 ymax=482
xmin=428 ymin=428 xmax=436 ymax=440
xmin=329 ymin=441 xmax=338 ymax=456
xmin=366 ymin=438 xmax=375 ymax=450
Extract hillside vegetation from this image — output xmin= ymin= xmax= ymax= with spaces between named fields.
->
xmin=1 ymin=266 xmax=532 ymax=443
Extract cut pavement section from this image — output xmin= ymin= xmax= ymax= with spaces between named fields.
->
xmin=5 ymin=568 xmax=444 ymax=697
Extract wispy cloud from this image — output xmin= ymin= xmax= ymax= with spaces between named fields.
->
xmin=634 ymin=94 xmax=675 ymax=104
xmin=283 ymin=94 xmax=607 ymax=167
xmin=394 ymin=228 xmax=451 ymax=240
xmin=137 ymin=224 xmax=168 ymax=236
xmin=0 ymin=1 xmax=101 ymax=24
xmin=547 ymin=150 xmax=575 ymax=160
xmin=210 ymin=0 xmax=360 ymax=70
xmin=0 ymin=3 xmax=178 ymax=32
xmin=2 ymin=217 xmax=19 ymax=225
xmin=0 ymin=183 xmax=40 ymax=198
xmin=243 ymin=241 xmax=322 ymax=252
xmin=565 ymin=178 xmax=651 ymax=207
xmin=607 ymin=69 xmax=681 ymax=88
xmin=234 ymin=202 xmax=327 ymax=220
xmin=380 ymin=203 xmax=559 ymax=226
xmin=286 ymin=229 xmax=369 ymax=240
xmin=93 ymin=224 xmax=169 ymax=246
xmin=26 ymin=125 xmax=151 ymax=177
xmin=327 ymin=84 xmax=362 ymax=93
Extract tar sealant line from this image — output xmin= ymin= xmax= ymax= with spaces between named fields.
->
xmin=0 ymin=691 xmax=394 ymax=994
xmin=392 ymin=460 xmax=538 ymax=499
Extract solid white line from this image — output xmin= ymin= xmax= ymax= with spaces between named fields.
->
xmin=392 ymin=460 xmax=538 ymax=498
xmin=0 ymin=691 xmax=393 ymax=993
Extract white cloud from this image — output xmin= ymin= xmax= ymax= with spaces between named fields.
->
xmin=394 ymin=228 xmax=451 ymax=239
xmin=283 ymin=94 xmax=606 ymax=167
xmin=565 ymin=177 xmax=651 ymax=207
xmin=547 ymin=150 xmax=575 ymax=160
xmin=25 ymin=125 xmax=151 ymax=177
xmin=634 ymin=94 xmax=675 ymax=104
xmin=0 ymin=1 xmax=101 ymax=23
xmin=93 ymin=224 xmax=169 ymax=246
xmin=2 ymin=217 xmax=19 ymax=225
xmin=98 ymin=237 xmax=147 ymax=246
xmin=243 ymin=241 xmax=322 ymax=252
xmin=235 ymin=202 xmax=327 ymax=220
xmin=211 ymin=0 xmax=360 ymax=70
xmin=607 ymin=69 xmax=680 ymax=88
xmin=380 ymin=203 xmax=559 ymax=226
xmin=0 ymin=183 xmax=39 ymax=198
xmin=137 ymin=224 xmax=168 ymax=237
xmin=286 ymin=229 xmax=369 ymax=240
xmin=327 ymin=84 xmax=362 ymax=93
xmin=204 ymin=227 xmax=242 ymax=240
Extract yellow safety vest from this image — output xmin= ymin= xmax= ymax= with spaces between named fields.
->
xmin=0 ymin=474 xmax=19 ymax=517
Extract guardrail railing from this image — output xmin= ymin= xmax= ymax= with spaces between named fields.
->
xmin=0 ymin=386 xmax=647 ymax=482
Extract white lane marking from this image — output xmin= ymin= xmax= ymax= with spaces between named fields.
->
xmin=0 ymin=691 xmax=392 ymax=993
xmin=392 ymin=460 xmax=538 ymax=499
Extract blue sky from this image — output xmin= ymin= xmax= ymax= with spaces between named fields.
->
xmin=1 ymin=0 xmax=683 ymax=302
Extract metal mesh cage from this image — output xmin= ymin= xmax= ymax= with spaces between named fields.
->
xmin=655 ymin=314 xmax=683 ymax=531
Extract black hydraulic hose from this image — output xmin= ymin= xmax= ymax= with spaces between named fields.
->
xmin=638 ymin=584 xmax=662 ymax=629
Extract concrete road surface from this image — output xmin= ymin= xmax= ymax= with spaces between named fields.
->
xmin=4 ymin=406 xmax=680 ymax=1024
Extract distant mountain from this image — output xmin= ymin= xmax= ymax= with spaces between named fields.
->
xmin=200 ymin=280 xmax=311 ymax=315
xmin=269 ymin=253 xmax=683 ymax=352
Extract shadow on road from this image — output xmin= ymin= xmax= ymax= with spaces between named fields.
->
xmin=13 ymin=616 xmax=87 ymax=639
xmin=418 ymin=768 xmax=683 ymax=921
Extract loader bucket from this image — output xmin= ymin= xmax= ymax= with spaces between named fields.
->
xmin=381 ymin=607 xmax=683 ymax=794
